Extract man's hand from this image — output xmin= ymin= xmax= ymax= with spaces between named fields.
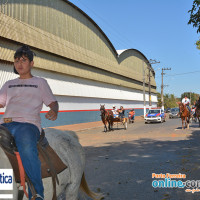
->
xmin=45 ymin=109 xmax=57 ymax=121
xmin=45 ymin=101 xmax=58 ymax=121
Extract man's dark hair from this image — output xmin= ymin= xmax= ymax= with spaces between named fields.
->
xmin=13 ymin=45 xmax=35 ymax=74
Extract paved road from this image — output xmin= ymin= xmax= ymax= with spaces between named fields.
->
xmin=77 ymin=118 xmax=200 ymax=200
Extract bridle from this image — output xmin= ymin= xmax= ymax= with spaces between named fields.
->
xmin=100 ymin=106 xmax=106 ymax=117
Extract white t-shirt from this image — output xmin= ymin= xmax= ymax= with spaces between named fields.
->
xmin=182 ymin=98 xmax=190 ymax=105
xmin=0 ymin=76 xmax=57 ymax=131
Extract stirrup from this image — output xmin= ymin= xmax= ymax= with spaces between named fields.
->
xmin=31 ymin=194 xmax=44 ymax=200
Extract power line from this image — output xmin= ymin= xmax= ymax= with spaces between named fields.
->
xmin=164 ymin=70 xmax=200 ymax=77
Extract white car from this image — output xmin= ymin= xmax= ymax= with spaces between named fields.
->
xmin=145 ymin=109 xmax=166 ymax=123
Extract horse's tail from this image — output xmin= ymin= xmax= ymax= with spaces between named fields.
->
xmin=80 ymin=172 xmax=103 ymax=200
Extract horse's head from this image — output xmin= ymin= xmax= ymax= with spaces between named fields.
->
xmin=178 ymin=102 xmax=185 ymax=112
xmin=100 ymin=104 xmax=105 ymax=114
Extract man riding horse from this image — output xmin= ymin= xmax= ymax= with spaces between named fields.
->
xmin=181 ymin=95 xmax=191 ymax=117
xmin=0 ymin=45 xmax=58 ymax=200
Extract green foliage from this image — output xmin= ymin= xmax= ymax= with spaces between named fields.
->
xmin=188 ymin=0 xmax=200 ymax=49
xmin=196 ymin=39 xmax=200 ymax=49
xmin=188 ymin=0 xmax=200 ymax=33
xmin=164 ymin=93 xmax=179 ymax=108
xmin=157 ymin=93 xmax=179 ymax=108
xmin=181 ymin=92 xmax=199 ymax=105
xmin=157 ymin=92 xmax=162 ymax=107
xmin=157 ymin=91 xmax=200 ymax=108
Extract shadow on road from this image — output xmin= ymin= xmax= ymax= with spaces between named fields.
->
xmin=82 ymin=129 xmax=200 ymax=200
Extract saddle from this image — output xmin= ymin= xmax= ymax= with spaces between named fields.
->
xmin=0 ymin=125 xmax=67 ymax=200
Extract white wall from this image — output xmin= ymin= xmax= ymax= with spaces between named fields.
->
xmin=0 ymin=62 xmax=158 ymax=111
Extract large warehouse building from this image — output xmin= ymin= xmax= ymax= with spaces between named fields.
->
xmin=0 ymin=0 xmax=158 ymax=128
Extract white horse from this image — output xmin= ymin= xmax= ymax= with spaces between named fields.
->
xmin=0 ymin=128 xmax=101 ymax=200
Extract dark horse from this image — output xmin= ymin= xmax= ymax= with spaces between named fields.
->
xmin=195 ymin=101 xmax=200 ymax=127
xmin=178 ymin=102 xmax=190 ymax=129
xmin=100 ymin=105 xmax=113 ymax=132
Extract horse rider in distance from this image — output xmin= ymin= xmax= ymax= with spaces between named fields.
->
xmin=182 ymin=95 xmax=191 ymax=116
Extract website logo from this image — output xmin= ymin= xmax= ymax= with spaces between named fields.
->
xmin=152 ymin=173 xmax=200 ymax=193
xmin=0 ymin=169 xmax=13 ymax=190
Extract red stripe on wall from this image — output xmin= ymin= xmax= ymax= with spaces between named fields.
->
xmin=40 ymin=109 xmax=101 ymax=113
xmin=0 ymin=107 xmax=148 ymax=115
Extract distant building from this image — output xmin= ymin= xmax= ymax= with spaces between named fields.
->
xmin=0 ymin=0 xmax=157 ymax=127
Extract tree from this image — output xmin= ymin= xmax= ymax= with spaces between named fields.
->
xmin=164 ymin=93 xmax=179 ymax=108
xmin=188 ymin=0 xmax=200 ymax=49
xmin=157 ymin=93 xmax=179 ymax=108
xmin=157 ymin=92 xmax=162 ymax=107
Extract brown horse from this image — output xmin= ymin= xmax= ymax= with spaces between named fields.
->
xmin=100 ymin=105 xmax=114 ymax=132
xmin=195 ymin=101 xmax=200 ymax=127
xmin=178 ymin=102 xmax=190 ymax=129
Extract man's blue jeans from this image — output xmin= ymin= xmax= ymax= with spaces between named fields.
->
xmin=186 ymin=105 xmax=191 ymax=113
xmin=1 ymin=122 xmax=44 ymax=200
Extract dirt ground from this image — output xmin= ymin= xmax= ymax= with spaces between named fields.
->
xmin=54 ymin=116 xmax=200 ymax=200
xmin=75 ymin=118 xmax=200 ymax=200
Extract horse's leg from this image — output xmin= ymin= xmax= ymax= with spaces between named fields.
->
xmin=103 ymin=120 xmax=107 ymax=132
xmin=188 ymin=116 xmax=190 ymax=129
xmin=111 ymin=120 xmax=113 ymax=130
xmin=104 ymin=123 xmax=107 ymax=132
xmin=182 ymin=118 xmax=184 ymax=129
xmin=108 ymin=121 xmax=111 ymax=131
xmin=185 ymin=118 xmax=187 ymax=129
xmin=198 ymin=117 xmax=200 ymax=127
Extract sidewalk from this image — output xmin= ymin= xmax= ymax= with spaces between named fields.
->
xmin=50 ymin=116 xmax=144 ymax=131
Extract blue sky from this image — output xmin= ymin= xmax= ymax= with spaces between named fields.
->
xmin=69 ymin=0 xmax=200 ymax=98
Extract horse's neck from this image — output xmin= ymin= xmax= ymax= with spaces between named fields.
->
xmin=101 ymin=109 xmax=107 ymax=117
xmin=182 ymin=105 xmax=190 ymax=116
xmin=102 ymin=109 xmax=106 ymax=114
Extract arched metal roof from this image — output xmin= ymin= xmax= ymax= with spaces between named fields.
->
xmin=64 ymin=0 xmax=118 ymax=57
xmin=117 ymin=48 xmax=155 ymax=75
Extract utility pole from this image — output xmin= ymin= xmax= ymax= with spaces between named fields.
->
xmin=143 ymin=59 xmax=160 ymax=117
xmin=161 ymin=68 xmax=171 ymax=110
xmin=148 ymin=59 xmax=160 ymax=108
xmin=143 ymin=61 xmax=146 ymax=118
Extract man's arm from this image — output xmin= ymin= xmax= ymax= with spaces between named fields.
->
xmin=45 ymin=101 xmax=59 ymax=121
